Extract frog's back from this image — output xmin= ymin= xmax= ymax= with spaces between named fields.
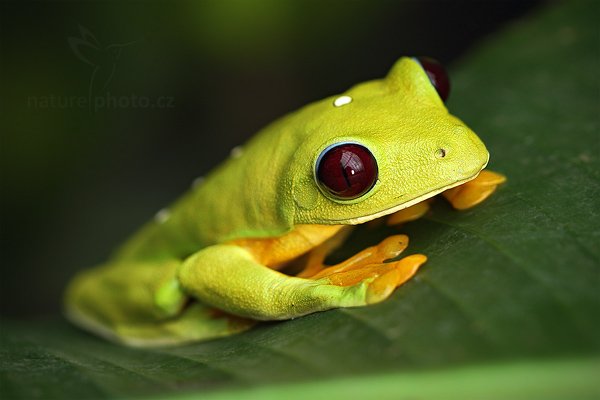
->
xmin=112 ymin=112 xmax=306 ymax=262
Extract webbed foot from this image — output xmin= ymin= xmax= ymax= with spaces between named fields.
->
xmin=302 ymin=235 xmax=426 ymax=303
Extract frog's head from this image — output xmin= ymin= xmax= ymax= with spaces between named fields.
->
xmin=290 ymin=57 xmax=489 ymax=225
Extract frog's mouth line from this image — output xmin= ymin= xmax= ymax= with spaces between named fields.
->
xmin=330 ymin=167 xmax=488 ymax=226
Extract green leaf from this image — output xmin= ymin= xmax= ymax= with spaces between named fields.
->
xmin=2 ymin=1 xmax=599 ymax=399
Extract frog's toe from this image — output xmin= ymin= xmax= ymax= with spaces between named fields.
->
xmin=387 ymin=201 xmax=431 ymax=226
xmin=475 ymin=170 xmax=508 ymax=186
xmin=444 ymin=185 xmax=498 ymax=210
xmin=443 ymin=170 xmax=506 ymax=210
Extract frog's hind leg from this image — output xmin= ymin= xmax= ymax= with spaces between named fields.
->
xmin=65 ymin=258 xmax=255 ymax=347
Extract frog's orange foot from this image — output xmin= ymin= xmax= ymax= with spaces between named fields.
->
xmin=325 ymin=254 xmax=426 ymax=304
xmin=306 ymin=235 xmax=426 ymax=303
xmin=308 ymin=234 xmax=409 ymax=279
xmin=443 ymin=169 xmax=507 ymax=210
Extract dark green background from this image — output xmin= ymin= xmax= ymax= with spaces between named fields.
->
xmin=1 ymin=1 xmax=599 ymax=399
xmin=1 ymin=0 xmax=542 ymax=317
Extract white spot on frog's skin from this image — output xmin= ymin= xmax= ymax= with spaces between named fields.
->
xmin=333 ymin=95 xmax=352 ymax=107
xmin=155 ymin=208 xmax=171 ymax=224
xmin=230 ymin=146 xmax=243 ymax=159
xmin=192 ymin=176 xmax=205 ymax=188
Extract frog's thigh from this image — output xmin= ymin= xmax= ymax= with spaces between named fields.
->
xmin=66 ymin=259 xmax=184 ymax=324
xmin=66 ymin=258 xmax=254 ymax=347
xmin=178 ymin=244 xmax=415 ymax=321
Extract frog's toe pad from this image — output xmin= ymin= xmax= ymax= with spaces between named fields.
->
xmin=366 ymin=254 xmax=427 ymax=303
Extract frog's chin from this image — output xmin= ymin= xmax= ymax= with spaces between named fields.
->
xmin=336 ymin=169 xmax=487 ymax=226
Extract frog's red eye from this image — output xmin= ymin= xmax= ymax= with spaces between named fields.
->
xmin=316 ymin=143 xmax=378 ymax=199
xmin=416 ymin=57 xmax=450 ymax=102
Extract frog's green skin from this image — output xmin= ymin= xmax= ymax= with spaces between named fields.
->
xmin=65 ymin=58 xmax=490 ymax=347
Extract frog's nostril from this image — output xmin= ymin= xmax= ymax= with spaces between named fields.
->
xmin=435 ymin=148 xmax=447 ymax=159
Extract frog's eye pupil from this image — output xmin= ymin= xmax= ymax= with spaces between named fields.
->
xmin=416 ymin=57 xmax=450 ymax=102
xmin=316 ymin=143 xmax=378 ymax=199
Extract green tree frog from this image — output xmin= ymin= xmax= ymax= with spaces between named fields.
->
xmin=65 ymin=57 xmax=505 ymax=347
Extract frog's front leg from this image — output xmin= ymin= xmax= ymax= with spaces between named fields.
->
xmin=177 ymin=242 xmax=426 ymax=320
xmin=443 ymin=170 xmax=506 ymax=210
